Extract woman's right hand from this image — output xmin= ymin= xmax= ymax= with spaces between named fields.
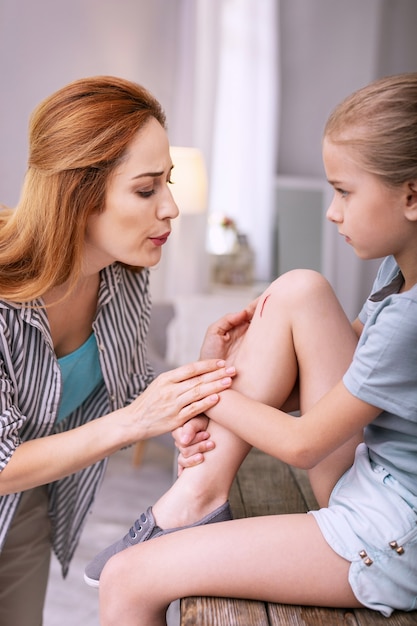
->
xmin=126 ymin=359 xmax=236 ymax=441
xmin=0 ymin=359 xmax=234 ymax=496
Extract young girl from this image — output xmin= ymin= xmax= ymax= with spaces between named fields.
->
xmin=86 ymin=73 xmax=417 ymax=622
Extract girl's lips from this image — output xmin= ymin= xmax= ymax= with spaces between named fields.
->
xmin=149 ymin=232 xmax=170 ymax=246
xmin=340 ymin=232 xmax=351 ymax=244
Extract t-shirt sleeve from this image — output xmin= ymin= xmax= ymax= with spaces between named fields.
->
xmin=344 ymin=295 xmax=417 ymax=421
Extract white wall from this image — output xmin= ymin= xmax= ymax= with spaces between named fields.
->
xmin=278 ymin=0 xmax=417 ymax=179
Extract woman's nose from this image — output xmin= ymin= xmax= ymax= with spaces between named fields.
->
xmin=159 ymin=187 xmax=180 ymax=220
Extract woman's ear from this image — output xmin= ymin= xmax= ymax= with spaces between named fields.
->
xmin=405 ymin=181 xmax=417 ymax=221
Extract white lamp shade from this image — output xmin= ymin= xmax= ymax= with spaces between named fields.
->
xmin=169 ymin=147 xmax=208 ymax=214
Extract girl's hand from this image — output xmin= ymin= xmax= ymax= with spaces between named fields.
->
xmin=199 ymin=299 xmax=258 ymax=364
xmin=172 ymin=416 xmax=215 ymax=475
xmin=127 ymin=360 xmax=235 ymax=440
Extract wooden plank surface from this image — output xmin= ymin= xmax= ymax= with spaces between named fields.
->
xmin=229 ymin=448 xmax=311 ymax=518
xmin=354 ymin=610 xmax=417 ymax=626
xmin=181 ymin=449 xmax=417 ymax=625
xmin=268 ymin=605 xmax=359 ymax=625
xmin=181 ymin=596 xmax=268 ymax=626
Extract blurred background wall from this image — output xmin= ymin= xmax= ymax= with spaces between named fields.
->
xmin=1 ymin=0 xmax=417 ymax=320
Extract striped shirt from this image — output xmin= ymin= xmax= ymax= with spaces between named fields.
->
xmin=0 ymin=263 xmax=154 ymax=576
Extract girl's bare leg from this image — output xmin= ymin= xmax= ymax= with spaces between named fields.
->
xmin=140 ymin=270 xmax=359 ymax=528
xmin=99 ymin=270 xmax=362 ymax=624
xmin=100 ymin=514 xmax=362 ymax=626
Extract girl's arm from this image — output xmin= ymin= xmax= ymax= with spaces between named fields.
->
xmin=0 ymin=359 xmax=234 ymax=495
xmin=207 ymin=381 xmax=380 ymax=469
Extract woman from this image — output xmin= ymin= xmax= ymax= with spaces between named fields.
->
xmin=89 ymin=73 xmax=417 ymax=623
xmin=0 ymin=76 xmax=250 ymax=626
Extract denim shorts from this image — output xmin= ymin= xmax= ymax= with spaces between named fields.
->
xmin=310 ymin=443 xmax=417 ymax=616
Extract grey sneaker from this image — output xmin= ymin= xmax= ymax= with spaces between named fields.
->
xmin=84 ymin=501 xmax=232 ymax=588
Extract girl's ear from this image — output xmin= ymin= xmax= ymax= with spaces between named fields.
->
xmin=405 ymin=181 xmax=417 ymax=221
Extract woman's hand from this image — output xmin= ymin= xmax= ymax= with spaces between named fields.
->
xmin=170 ymin=302 xmax=258 ymax=474
xmin=126 ymin=359 xmax=235 ymax=441
xmin=172 ymin=415 xmax=214 ymax=475
xmin=199 ymin=299 xmax=258 ymax=364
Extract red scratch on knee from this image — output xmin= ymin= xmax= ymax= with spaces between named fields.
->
xmin=260 ymin=294 xmax=271 ymax=317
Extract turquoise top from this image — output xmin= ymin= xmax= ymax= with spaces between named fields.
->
xmin=57 ymin=333 xmax=103 ymax=423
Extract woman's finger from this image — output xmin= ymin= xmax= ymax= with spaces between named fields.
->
xmin=176 ymin=451 xmax=206 ymax=472
xmin=174 ymin=417 xmax=210 ymax=446
xmin=166 ymin=359 xmax=231 ymax=384
xmin=155 ymin=364 xmax=236 ymax=408
xmin=175 ymin=391 xmax=222 ymax=422
xmin=176 ymin=437 xmax=215 ymax=459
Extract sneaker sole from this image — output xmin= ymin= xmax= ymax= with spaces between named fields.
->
xmin=84 ymin=573 xmax=100 ymax=589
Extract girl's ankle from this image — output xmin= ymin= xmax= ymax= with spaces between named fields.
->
xmin=152 ymin=492 xmax=227 ymax=529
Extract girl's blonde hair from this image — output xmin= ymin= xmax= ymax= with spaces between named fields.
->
xmin=324 ymin=72 xmax=417 ymax=187
xmin=0 ymin=76 xmax=166 ymax=302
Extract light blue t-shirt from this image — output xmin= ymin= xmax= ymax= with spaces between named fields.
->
xmin=57 ymin=333 xmax=103 ymax=423
xmin=343 ymin=255 xmax=417 ymax=495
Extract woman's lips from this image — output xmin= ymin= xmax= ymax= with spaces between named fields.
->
xmin=149 ymin=232 xmax=170 ymax=246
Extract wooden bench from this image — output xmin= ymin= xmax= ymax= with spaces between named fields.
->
xmin=180 ymin=448 xmax=417 ymax=625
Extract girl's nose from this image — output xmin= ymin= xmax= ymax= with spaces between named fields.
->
xmin=326 ymin=196 xmax=342 ymax=223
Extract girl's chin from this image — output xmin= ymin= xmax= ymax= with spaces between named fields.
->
xmin=355 ymin=250 xmax=380 ymax=261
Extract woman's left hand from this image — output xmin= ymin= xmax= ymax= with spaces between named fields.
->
xmin=172 ymin=301 xmax=257 ymax=473
xmin=199 ymin=299 xmax=258 ymax=364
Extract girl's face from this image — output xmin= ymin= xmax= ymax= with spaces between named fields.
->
xmin=323 ymin=137 xmax=416 ymax=261
xmin=84 ymin=117 xmax=179 ymax=273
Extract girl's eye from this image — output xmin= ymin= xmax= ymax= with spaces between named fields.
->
xmin=337 ymin=188 xmax=349 ymax=198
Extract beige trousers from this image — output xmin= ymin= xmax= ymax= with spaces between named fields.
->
xmin=0 ymin=486 xmax=51 ymax=626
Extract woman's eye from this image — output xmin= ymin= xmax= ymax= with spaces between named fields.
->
xmin=137 ymin=189 xmax=155 ymax=198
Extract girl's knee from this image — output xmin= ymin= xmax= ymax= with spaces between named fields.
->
xmin=100 ymin=552 xmax=141 ymax=602
xmin=100 ymin=556 xmax=145 ymax=624
xmin=267 ymin=269 xmax=332 ymax=303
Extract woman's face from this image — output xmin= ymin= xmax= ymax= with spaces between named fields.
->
xmin=84 ymin=117 xmax=179 ymax=273
xmin=323 ymin=137 xmax=414 ymax=261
